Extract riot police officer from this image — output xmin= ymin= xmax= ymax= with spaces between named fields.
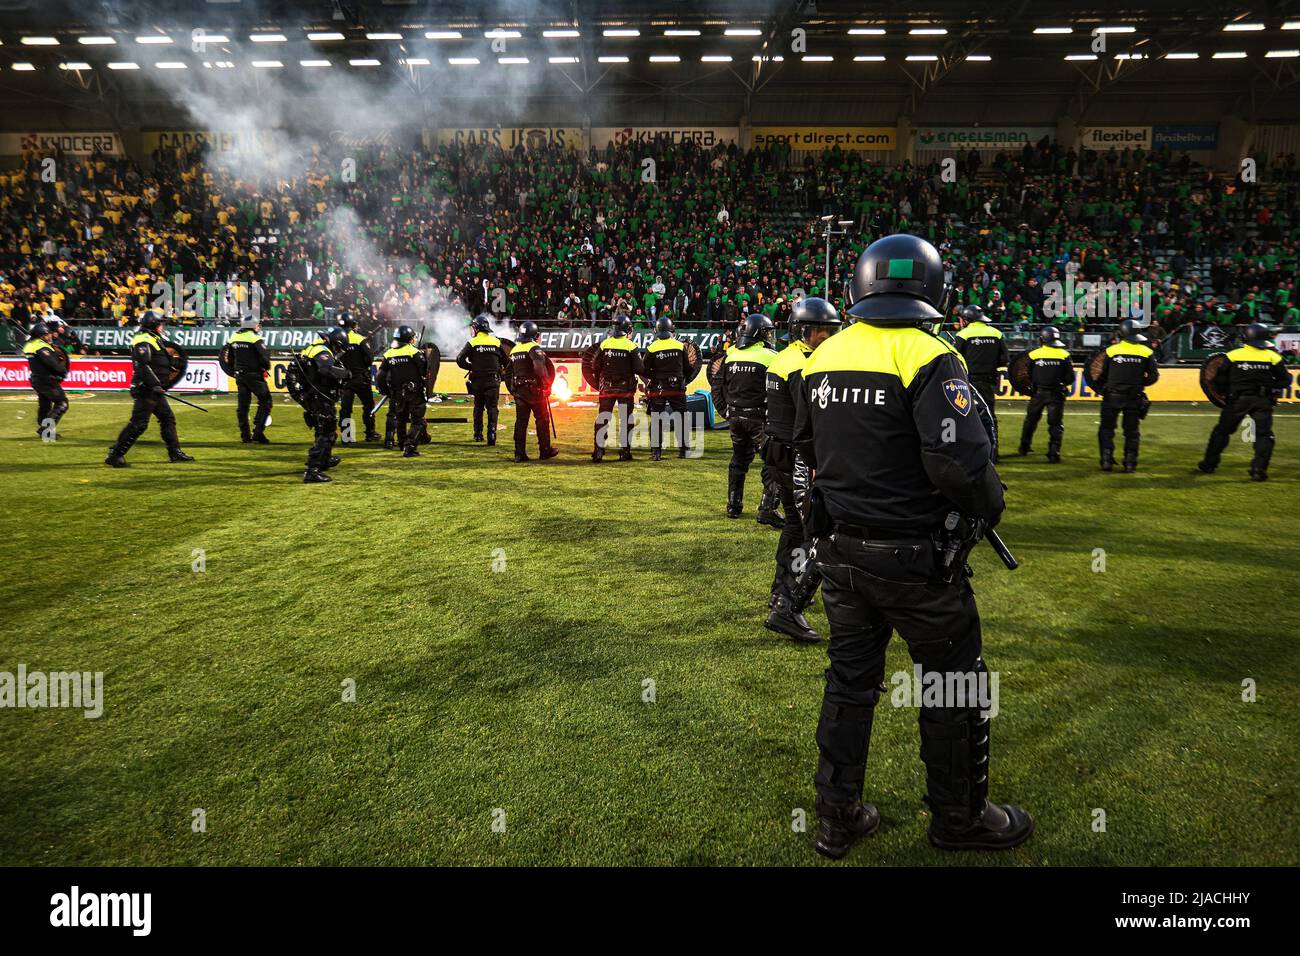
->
xmin=953 ymin=304 xmax=1009 ymax=461
xmin=456 ymin=315 xmax=508 ymax=445
xmin=507 ymin=320 xmax=559 ymax=462
xmin=228 ymin=317 xmax=272 ymax=444
xmin=1017 ymin=326 xmax=1072 ymax=462
xmin=591 ymin=314 xmax=642 ymax=462
xmin=1094 ymin=318 xmax=1160 ymax=473
xmin=642 ymin=316 xmax=692 ymax=460
xmin=22 ymin=321 xmax=69 ymax=440
xmin=713 ymin=314 xmax=777 ymax=517
xmin=794 ymin=233 xmax=1031 ymax=859
xmin=376 ymin=325 xmax=429 ymax=459
xmin=105 ymin=312 xmax=194 ymax=468
xmin=298 ymin=326 xmax=351 ymax=483
xmin=337 ymin=312 xmax=381 ymax=443
xmin=1198 ymin=323 xmax=1290 ymax=481
xmin=763 ymin=297 xmax=841 ymax=643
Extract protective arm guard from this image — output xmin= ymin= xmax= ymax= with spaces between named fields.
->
xmin=256 ymin=340 xmax=271 ymax=372
xmin=455 ymin=342 xmax=473 ymax=371
xmin=1143 ymin=354 xmax=1160 ymax=387
xmin=792 ymin=453 xmax=812 ymax=518
xmin=133 ymin=342 xmax=164 ymax=390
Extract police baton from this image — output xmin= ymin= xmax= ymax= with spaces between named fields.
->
xmin=166 ymin=392 xmax=210 ymax=413
xmin=984 ymin=526 xmax=1018 ymax=571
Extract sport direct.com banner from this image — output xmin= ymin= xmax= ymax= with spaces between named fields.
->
xmin=750 ymin=127 xmax=896 ymax=151
xmin=0 ymin=358 xmax=227 ymax=392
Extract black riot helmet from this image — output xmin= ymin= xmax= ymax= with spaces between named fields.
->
xmin=518 ymin=320 xmax=540 ymax=342
xmin=337 ymin=311 xmax=356 ymax=330
xmin=655 ymin=316 xmax=675 ymax=339
xmin=138 ymin=310 xmax=165 ymax=332
xmin=737 ymin=313 xmax=775 ymax=348
xmin=28 ymin=321 xmax=51 ymax=338
xmin=960 ymin=304 xmax=986 ymax=325
xmin=394 ymin=325 xmax=416 ymax=344
xmin=846 ymin=233 xmax=950 ymax=324
xmin=611 ymin=314 xmax=633 ymax=336
xmin=789 ymin=296 xmax=841 ymax=341
xmin=1242 ymin=323 xmax=1274 ymax=349
xmin=322 ymin=326 xmax=349 ymax=350
xmin=1117 ymin=318 xmax=1148 ymax=343
xmin=1038 ymin=326 xmax=1064 ymax=346
xmin=471 ymin=315 xmax=491 ymax=334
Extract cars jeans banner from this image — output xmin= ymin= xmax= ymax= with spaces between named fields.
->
xmin=434 ymin=127 xmax=583 ymax=151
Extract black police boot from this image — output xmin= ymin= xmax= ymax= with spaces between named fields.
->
xmin=365 ymin=430 xmax=382 ymax=443
xmin=104 ymin=453 xmax=128 ymax=468
xmin=252 ymin=432 xmax=271 ymax=445
xmin=591 ymin=448 xmax=604 ymax=463
xmin=539 ymin=447 xmax=559 ymax=460
xmin=650 ymin=448 xmax=663 ymax=461
xmin=383 ymin=437 xmax=395 ymax=450
xmin=1017 ymin=445 xmax=1029 ymax=456
xmin=1250 ymin=466 xmax=1268 ymax=482
xmin=726 ymin=476 xmax=744 ymax=518
xmin=814 ymin=798 xmax=881 ymax=860
xmin=764 ymin=592 xmax=821 ymax=643
xmin=756 ymin=486 xmax=784 ymax=530
xmin=1196 ymin=460 xmax=1216 ymax=474
xmin=402 ymin=446 xmax=420 ymax=458
xmin=618 ymin=449 xmax=634 ymax=462
xmin=928 ymin=801 xmax=1035 ymax=852
xmin=487 ymin=434 xmax=496 ymax=446
xmin=240 ymin=429 xmax=252 ymax=444
xmin=168 ymin=450 xmax=195 ymax=463
xmin=1046 ymin=442 xmax=1061 ymax=464
xmin=325 ymin=455 xmax=342 ymax=469
xmin=677 ymin=446 xmax=689 ymax=459
xmin=303 ymin=468 xmax=332 ymax=484
xmin=1100 ymin=450 xmax=1114 ymax=472
xmin=1122 ymin=458 xmax=1137 ymax=473
xmin=513 ymin=452 xmax=531 ymax=462
xmin=474 ymin=432 xmax=484 ymax=442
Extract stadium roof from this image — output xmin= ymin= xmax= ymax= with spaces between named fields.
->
xmin=1 ymin=1 xmax=1297 ymax=126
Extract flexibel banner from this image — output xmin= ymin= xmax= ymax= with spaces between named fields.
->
xmin=0 ymin=131 xmax=124 ymax=157
xmin=1078 ymin=126 xmax=1152 ymax=150
xmin=590 ymin=127 xmax=741 ymax=149
xmin=750 ymin=127 xmax=896 ymax=150
xmin=435 ymin=127 xmax=583 ymax=150
xmin=1152 ymin=125 xmax=1219 ymax=151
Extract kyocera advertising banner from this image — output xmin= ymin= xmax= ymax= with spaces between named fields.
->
xmin=0 ymin=358 xmax=226 ymax=392
xmin=750 ymin=127 xmax=897 ymax=151
xmin=916 ymin=127 xmax=1055 ymax=150
xmin=0 ymin=131 xmax=124 ymax=157
xmin=1152 ymin=125 xmax=1219 ymax=151
xmin=435 ymin=127 xmax=583 ymax=150
xmin=590 ymin=127 xmax=741 ymax=149
xmin=1078 ymin=126 xmax=1152 ymax=150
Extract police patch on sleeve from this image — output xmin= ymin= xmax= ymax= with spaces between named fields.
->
xmin=942 ymin=379 xmax=972 ymax=416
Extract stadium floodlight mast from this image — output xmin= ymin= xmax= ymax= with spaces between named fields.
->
xmin=821 ymin=216 xmax=855 ymax=295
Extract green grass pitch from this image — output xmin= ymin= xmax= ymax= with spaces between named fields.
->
xmin=1 ymin=392 xmax=1296 ymax=866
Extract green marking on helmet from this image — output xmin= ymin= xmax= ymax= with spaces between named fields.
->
xmin=887 ymin=258 xmax=914 ymax=279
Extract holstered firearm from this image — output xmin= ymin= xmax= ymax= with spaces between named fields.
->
xmin=935 ymin=510 xmax=1019 ymax=584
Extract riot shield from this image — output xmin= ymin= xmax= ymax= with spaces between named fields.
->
xmin=1007 ymin=352 xmax=1033 ymax=396
xmin=1199 ymin=352 xmax=1229 ymax=408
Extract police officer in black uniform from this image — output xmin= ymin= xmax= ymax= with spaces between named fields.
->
xmin=376 ymin=325 xmax=429 ymax=459
xmin=22 ymin=321 xmax=68 ymax=440
xmin=642 ymin=316 xmax=693 ymax=460
xmin=1094 ymin=318 xmax=1160 ymax=473
xmin=763 ymin=297 xmax=841 ymax=643
xmin=507 ymin=320 xmax=560 ymax=462
xmin=1198 ymin=323 xmax=1290 ymax=481
xmin=794 ymin=233 xmax=1031 ymax=860
xmin=337 ymin=312 xmax=381 ymax=444
xmin=714 ymin=314 xmax=777 ymax=517
xmin=298 ymin=327 xmax=351 ymax=483
xmin=105 ymin=312 xmax=194 ymax=468
xmin=952 ymin=304 xmax=1009 ymax=461
xmin=228 ymin=317 xmax=272 ymax=444
xmin=1017 ymin=326 xmax=1072 ymax=462
xmin=456 ymin=315 xmax=508 ymax=445
xmin=591 ymin=314 xmax=643 ymax=462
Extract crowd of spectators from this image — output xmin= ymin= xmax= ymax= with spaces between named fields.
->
xmin=1 ymin=132 xmax=1297 ymax=356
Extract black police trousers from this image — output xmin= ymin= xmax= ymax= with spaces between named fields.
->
xmin=1203 ymin=394 xmax=1276 ymax=473
xmin=304 ymin=396 xmax=337 ymax=471
xmin=728 ymin=414 xmax=764 ymax=481
xmin=33 ymin=383 xmax=69 ymax=435
xmin=1098 ymin=388 xmax=1145 ymax=466
xmin=770 ymin=465 xmax=819 ymax=600
xmin=646 ymin=392 xmax=689 ymax=455
xmin=112 ymin=388 xmax=180 ymax=457
xmin=594 ymin=394 xmax=633 ymax=455
xmin=812 ymin=531 xmax=991 ymax=819
xmin=471 ymin=383 xmax=500 ymax=442
xmin=391 ymin=388 xmax=427 ymax=452
xmin=514 ymin=389 xmax=555 ymax=457
xmin=339 ymin=374 xmax=377 ymax=438
xmin=1019 ymin=388 xmax=1064 ymax=456
xmin=235 ymin=374 xmax=271 ymax=439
